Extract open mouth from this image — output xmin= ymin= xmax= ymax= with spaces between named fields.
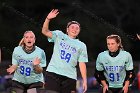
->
xmin=27 ymin=41 xmax=31 ymax=44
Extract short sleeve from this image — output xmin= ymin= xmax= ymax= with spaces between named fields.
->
xmin=12 ymin=48 xmax=18 ymax=65
xmin=48 ymin=30 xmax=62 ymax=42
xmin=125 ymin=52 xmax=133 ymax=70
xmin=78 ymin=44 xmax=88 ymax=62
xmin=96 ymin=54 xmax=104 ymax=71
xmin=39 ymin=50 xmax=47 ymax=67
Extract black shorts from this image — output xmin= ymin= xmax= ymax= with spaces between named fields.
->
xmin=45 ymin=72 xmax=76 ymax=93
xmin=11 ymin=80 xmax=43 ymax=93
xmin=100 ymin=87 xmax=132 ymax=93
xmin=108 ymin=88 xmax=123 ymax=93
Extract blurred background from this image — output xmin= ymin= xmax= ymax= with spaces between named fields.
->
xmin=0 ymin=0 xmax=140 ymax=93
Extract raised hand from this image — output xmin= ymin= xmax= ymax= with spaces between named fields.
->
xmin=47 ymin=9 xmax=59 ymax=20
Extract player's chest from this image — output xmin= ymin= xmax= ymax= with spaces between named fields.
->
xmin=58 ymin=39 xmax=81 ymax=53
xmin=103 ymin=56 xmax=126 ymax=66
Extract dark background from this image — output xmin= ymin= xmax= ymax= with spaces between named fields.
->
xmin=1 ymin=1 xmax=140 ymax=92
xmin=0 ymin=0 xmax=140 ymax=62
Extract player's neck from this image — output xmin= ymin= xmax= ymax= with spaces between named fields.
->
xmin=23 ymin=45 xmax=35 ymax=54
xmin=109 ymin=49 xmax=120 ymax=57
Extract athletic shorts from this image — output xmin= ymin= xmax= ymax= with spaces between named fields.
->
xmin=100 ymin=87 xmax=132 ymax=93
xmin=45 ymin=72 xmax=76 ymax=93
xmin=11 ymin=80 xmax=43 ymax=93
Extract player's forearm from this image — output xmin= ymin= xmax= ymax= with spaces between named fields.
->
xmin=42 ymin=17 xmax=50 ymax=35
xmin=124 ymin=80 xmax=130 ymax=87
xmin=33 ymin=65 xmax=43 ymax=74
xmin=101 ymin=80 xmax=108 ymax=87
xmin=11 ymin=65 xmax=18 ymax=70
xmin=79 ymin=62 xmax=87 ymax=83
xmin=7 ymin=64 xmax=18 ymax=74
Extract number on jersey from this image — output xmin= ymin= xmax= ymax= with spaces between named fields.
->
xmin=109 ymin=73 xmax=120 ymax=82
xmin=20 ymin=66 xmax=31 ymax=76
xmin=61 ymin=50 xmax=71 ymax=63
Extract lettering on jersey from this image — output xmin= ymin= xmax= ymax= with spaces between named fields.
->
xmin=105 ymin=66 xmax=124 ymax=72
xmin=105 ymin=66 xmax=125 ymax=82
xmin=60 ymin=41 xmax=77 ymax=63
xmin=18 ymin=59 xmax=33 ymax=66
xmin=60 ymin=41 xmax=76 ymax=54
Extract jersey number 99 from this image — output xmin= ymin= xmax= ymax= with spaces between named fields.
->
xmin=20 ymin=66 xmax=31 ymax=76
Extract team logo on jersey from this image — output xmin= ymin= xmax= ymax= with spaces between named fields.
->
xmin=105 ymin=62 xmax=108 ymax=64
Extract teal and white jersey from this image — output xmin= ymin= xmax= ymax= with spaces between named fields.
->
xmin=12 ymin=46 xmax=46 ymax=84
xmin=96 ymin=50 xmax=133 ymax=88
xmin=47 ymin=30 xmax=88 ymax=80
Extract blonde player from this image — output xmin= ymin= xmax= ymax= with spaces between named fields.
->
xmin=7 ymin=31 xmax=46 ymax=93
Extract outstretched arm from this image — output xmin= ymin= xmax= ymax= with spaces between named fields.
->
xmin=7 ymin=65 xmax=18 ymax=74
xmin=137 ymin=34 xmax=140 ymax=40
xmin=42 ymin=9 xmax=59 ymax=38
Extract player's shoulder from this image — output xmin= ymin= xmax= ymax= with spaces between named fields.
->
xmin=53 ymin=30 xmax=64 ymax=35
xmin=77 ymin=41 xmax=87 ymax=49
xmin=120 ymin=50 xmax=131 ymax=55
xmin=76 ymin=40 xmax=87 ymax=47
xmin=98 ymin=50 xmax=108 ymax=57
xmin=14 ymin=46 xmax=22 ymax=51
xmin=100 ymin=50 xmax=108 ymax=55
xmin=53 ymin=30 xmax=67 ymax=38
xmin=35 ymin=46 xmax=44 ymax=52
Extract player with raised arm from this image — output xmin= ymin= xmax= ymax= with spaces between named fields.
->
xmin=42 ymin=9 xmax=88 ymax=93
